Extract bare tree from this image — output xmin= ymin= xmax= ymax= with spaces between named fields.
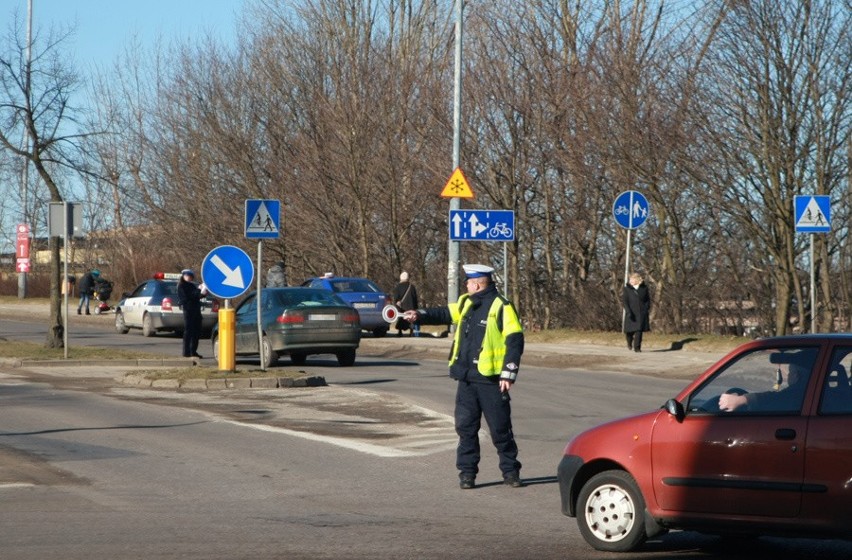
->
xmin=0 ymin=13 xmax=87 ymax=347
xmin=695 ymin=0 xmax=851 ymax=334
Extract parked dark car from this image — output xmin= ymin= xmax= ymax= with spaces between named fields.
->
xmin=115 ymin=273 xmax=218 ymax=337
xmin=301 ymin=275 xmax=392 ymax=337
xmin=557 ymin=334 xmax=852 ymax=552
xmin=210 ymin=287 xmax=361 ymax=368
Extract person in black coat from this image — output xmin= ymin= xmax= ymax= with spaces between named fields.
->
xmin=622 ymin=272 xmax=651 ymax=352
xmin=177 ymin=269 xmax=206 ymax=358
xmin=392 ymin=271 xmax=419 ymax=336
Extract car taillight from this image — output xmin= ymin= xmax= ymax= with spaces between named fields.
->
xmin=277 ymin=312 xmax=305 ymax=324
xmin=211 ymin=300 xmax=219 ymax=312
xmin=342 ymin=311 xmax=359 ymax=324
xmin=161 ymin=297 xmax=173 ymax=311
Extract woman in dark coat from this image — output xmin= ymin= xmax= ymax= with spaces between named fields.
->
xmin=392 ymin=271 xmax=419 ymax=336
xmin=622 ymin=272 xmax=651 ymax=352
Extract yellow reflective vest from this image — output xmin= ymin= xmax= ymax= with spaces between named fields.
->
xmin=448 ymin=293 xmax=523 ymax=376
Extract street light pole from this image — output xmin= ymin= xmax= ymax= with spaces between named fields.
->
xmin=447 ymin=0 xmax=464 ymax=305
xmin=18 ymin=0 xmax=33 ymax=299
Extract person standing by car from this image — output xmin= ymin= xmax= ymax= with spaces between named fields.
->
xmin=622 ymin=272 xmax=651 ymax=352
xmin=403 ymin=264 xmax=524 ymax=490
xmin=177 ymin=269 xmax=206 ymax=358
xmin=76 ymin=269 xmax=100 ymax=315
xmin=266 ymin=261 xmax=287 ymax=287
xmin=392 ymin=271 xmax=419 ymax=337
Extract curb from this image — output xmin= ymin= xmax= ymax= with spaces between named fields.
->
xmin=121 ymin=372 xmax=327 ymax=390
xmin=9 ymin=358 xmax=195 ymax=368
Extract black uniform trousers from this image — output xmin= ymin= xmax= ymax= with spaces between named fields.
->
xmin=182 ymin=309 xmax=202 ymax=357
xmin=454 ymin=379 xmax=521 ymax=478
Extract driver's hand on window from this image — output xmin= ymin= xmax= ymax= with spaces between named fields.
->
xmin=719 ymin=392 xmax=747 ymax=412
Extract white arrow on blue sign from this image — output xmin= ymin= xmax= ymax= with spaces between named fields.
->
xmin=449 ymin=209 xmax=515 ymax=241
xmin=613 ymin=191 xmax=649 ymax=229
xmin=201 ymin=245 xmax=255 ymax=299
xmin=794 ymin=195 xmax=831 ymax=233
xmin=245 ymin=199 xmax=281 ymax=239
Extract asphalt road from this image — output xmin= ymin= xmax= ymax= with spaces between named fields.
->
xmin=1 ymin=313 xmax=851 ymax=559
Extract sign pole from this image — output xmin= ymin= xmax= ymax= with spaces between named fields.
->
xmin=793 ymin=196 xmax=831 ymax=333
xmin=613 ymin=190 xmax=649 ymax=335
xmin=810 ymin=233 xmax=816 ymax=333
xmin=63 ymin=202 xmax=69 ymax=359
xmin=621 ymin=228 xmax=632 ymax=333
xmin=257 ymin=240 xmax=264 ymax=371
xmin=448 ymin=0 xmax=464 ymax=306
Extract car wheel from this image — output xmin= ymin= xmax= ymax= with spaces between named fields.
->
xmin=261 ymin=336 xmax=279 ymax=368
xmin=576 ymin=470 xmax=647 ymax=552
xmin=289 ymin=352 xmax=307 ymax=366
xmin=115 ymin=310 xmax=130 ymax=334
xmin=372 ymin=326 xmax=388 ymax=338
xmin=336 ymin=349 xmax=356 ymax=367
xmin=142 ymin=314 xmax=156 ymax=337
xmin=212 ymin=336 xmax=220 ymax=361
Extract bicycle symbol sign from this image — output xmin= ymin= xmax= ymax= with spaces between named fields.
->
xmin=449 ymin=209 xmax=515 ymax=242
xmin=612 ymin=191 xmax=649 ymax=229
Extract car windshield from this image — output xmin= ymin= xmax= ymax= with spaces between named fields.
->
xmin=329 ymin=279 xmax=380 ymax=293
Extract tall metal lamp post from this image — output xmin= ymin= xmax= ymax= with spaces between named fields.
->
xmin=447 ymin=0 xmax=464 ymax=304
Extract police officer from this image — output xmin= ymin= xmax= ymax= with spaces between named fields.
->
xmin=403 ymin=264 xmax=524 ymax=489
xmin=177 ymin=269 xmax=206 ymax=359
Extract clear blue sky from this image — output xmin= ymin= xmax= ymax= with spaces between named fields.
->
xmin=10 ymin=0 xmax=243 ymax=71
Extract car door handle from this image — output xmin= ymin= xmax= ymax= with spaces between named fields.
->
xmin=775 ymin=428 xmax=796 ymax=440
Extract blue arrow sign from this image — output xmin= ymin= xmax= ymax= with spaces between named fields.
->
xmin=794 ymin=195 xmax=831 ymax=233
xmin=201 ymin=245 xmax=255 ymax=299
xmin=449 ymin=210 xmax=515 ymax=241
xmin=613 ymin=191 xmax=649 ymax=229
xmin=245 ymin=199 xmax=281 ymax=239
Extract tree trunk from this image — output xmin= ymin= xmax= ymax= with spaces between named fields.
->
xmin=45 ymin=236 xmax=64 ymax=348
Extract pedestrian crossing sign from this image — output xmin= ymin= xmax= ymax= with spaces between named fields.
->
xmin=245 ymin=199 xmax=281 ymax=239
xmin=440 ymin=167 xmax=474 ymax=199
xmin=794 ymin=195 xmax=831 ymax=233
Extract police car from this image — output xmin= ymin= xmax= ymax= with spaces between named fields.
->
xmin=114 ymin=273 xmax=219 ymax=337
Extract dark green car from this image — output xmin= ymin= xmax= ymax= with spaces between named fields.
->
xmin=211 ymin=287 xmax=361 ymax=367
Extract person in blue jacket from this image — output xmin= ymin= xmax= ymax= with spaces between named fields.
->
xmin=404 ymin=264 xmax=525 ymax=490
xmin=76 ymin=269 xmax=100 ymax=315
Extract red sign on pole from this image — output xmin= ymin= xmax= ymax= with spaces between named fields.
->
xmin=16 ymin=223 xmax=30 ymax=260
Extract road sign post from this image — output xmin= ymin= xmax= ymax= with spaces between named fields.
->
xmin=449 ymin=209 xmax=514 ymax=241
xmin=448 ymin=209 xmax=514 ymax=293
xmin=613 ymin=191 xmax=651 ymax=333
xmin=795 ymin=195 xmax=831 ymax=333
xmin=202 ymin=245 xmax=255 ymax=372
xmin=245 ymin=199 xmax=281 ymax=370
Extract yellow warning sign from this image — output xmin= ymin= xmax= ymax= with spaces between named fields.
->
xmin=440 ymin=167 xmax=474 ymax=199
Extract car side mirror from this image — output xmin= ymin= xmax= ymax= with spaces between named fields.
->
xmin=665 ymin=398 xmax=685 ymax=422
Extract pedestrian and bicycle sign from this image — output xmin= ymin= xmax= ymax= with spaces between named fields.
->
xmin=449 ymin=209 xmax=514 ymax=241
xmin=245 ymin=199 xmax=280 ymax=239
xmin=794 ymin=195 xmax=830 ymax=233
xmin=613 ymin=191 xmax=649 ymax=229
xmin=201 ymin=245 xmax=254 ymax=299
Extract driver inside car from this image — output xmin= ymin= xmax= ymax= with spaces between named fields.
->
xmin=719 ymin=358 xmax=812 ymax=413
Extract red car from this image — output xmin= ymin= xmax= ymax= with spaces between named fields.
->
xmin=558 ymin=334 xmax=852 ymax=552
